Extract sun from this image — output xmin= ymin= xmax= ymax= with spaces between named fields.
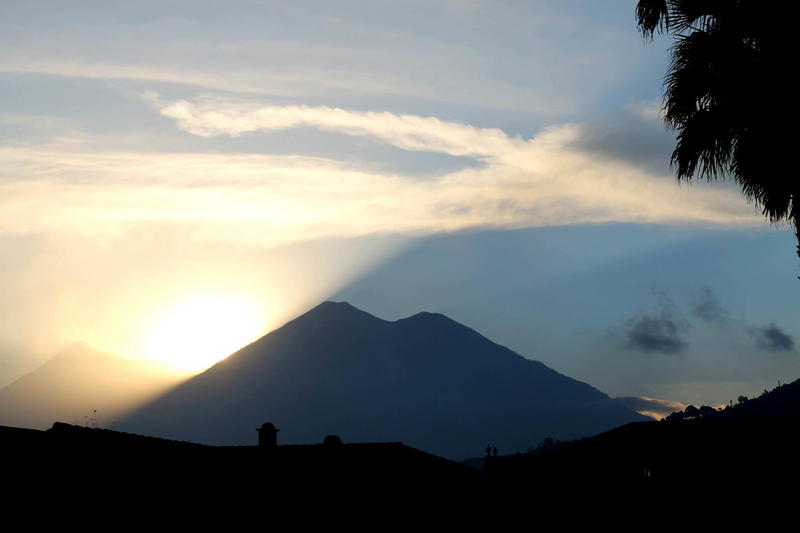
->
xmin=142 ymin=292 xmax=268 ymax=372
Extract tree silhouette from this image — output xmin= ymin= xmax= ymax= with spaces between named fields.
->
xmin=635 ymin=1 xmax=798 ymax=260
xmin=698 ymin=405 xmax=716 ymax=417
xmin=683 ymin=405 xmax=699 ymax=419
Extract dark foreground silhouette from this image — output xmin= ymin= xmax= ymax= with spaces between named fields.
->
xmin=6 ymin=358 xmax=800 ymax=512
xmin=6 ymin=386 xmax=800 ymax=505
xmin=2 ymin=420 xmax=479 ymax=509
xmin=485 ymin=378 xmax=800 ymax=496
xmin=485 ymin=415 xmax=800 ymax=491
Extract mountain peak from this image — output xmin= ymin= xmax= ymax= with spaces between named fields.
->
xmin=311 ymin=300 xmax=361 ymax=313
xmin=402 ymin=311 xmax=454 ymax=323
xmin=54 ymin=342 xmax=114 ymax=361
xmin=295 ymin=300 xmax=386 ymax=323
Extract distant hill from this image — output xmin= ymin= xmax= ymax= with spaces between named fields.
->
xmin=483 ymin=377 xmax=800 ymax=490
xmin=708 ymin=378 xmax=800 ymax=419
xmin=0 ymin=343 xmax=184 ymax=429
xmin=121 ymin=301 xmax=646 ymax=459
xmin=484 ymin=415 xmax=800 ymax=492
xmin=0 ymin=343 xmax=42 ymax=389
xmin=658 ymin=378 xmax=800 ymax=422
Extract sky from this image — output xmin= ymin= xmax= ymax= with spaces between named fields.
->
xmin=1 ymin=1 xmax=798 ymax=406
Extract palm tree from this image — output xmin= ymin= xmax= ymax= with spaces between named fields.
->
xmin=636 ymin=1 xmax=798 ymax=259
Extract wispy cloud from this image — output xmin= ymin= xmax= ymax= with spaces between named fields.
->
xmin=0 ymin=1 xmax=645 ymax=115
xmin=751 ymin=323 xmax=795 ymax=353
xmin=153 ymin=94 xmax=522 ymax=159
xmin=613 ymin=396 xmax=688 ymax=420
xmin=624 ymin=313 xmax=688 ymax=355
xmin=0 ymin=95 xmax=763 ymax=251
xmin=692 ymin=287 xmax=729 ymax=324
xmin=622 ymin=294 xmax=689 ymax=355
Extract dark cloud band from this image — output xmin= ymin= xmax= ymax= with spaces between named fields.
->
xmin=750 ymin=323 xmax=795 ymax=353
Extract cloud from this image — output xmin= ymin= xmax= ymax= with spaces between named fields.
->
xmin=750 ymin=323 xmax=795 ymax=353
xmin=151 ymin=94 xmax=522 ymax=159
xmin=625 ymin=315 xmax=687 ymax=354
xmin=612 ymin=396 xmax=688 ymax=420
xmin=139 ymin=96 xmax=756 ymax=234
xmin=0 ymin=94 xmax=762 ymax=252
xmin=623 ymin=296 xmax=688 ymax=355
xmin=0 ymin=1 xmax=651 ymax=116
xmin=692 ymin=287 xmax=729 ymax=324
xmin=566 ymin=102 xmax=674 ymax=175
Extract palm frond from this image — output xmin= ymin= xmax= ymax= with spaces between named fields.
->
xmin=640 ymin=0 xmax=800 ymax=259
xmin=671 ymin=107 xmax=735 ymax=181
xmin=636 ymin=0 xmax=670 ymax=38
xmin=667 ymin=0 xmax=730 ymax=34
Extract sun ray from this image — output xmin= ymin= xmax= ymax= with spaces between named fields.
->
xmin=142 ymin=292 xmax=268 ymax=372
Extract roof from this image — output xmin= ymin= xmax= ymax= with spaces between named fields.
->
xmin=2 ymin=421 xmax=476 ymax=488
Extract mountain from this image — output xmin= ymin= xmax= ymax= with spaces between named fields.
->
xmin=121 ymin=301 xmax=647 ymax=459
xmin=709 ymin=378 xmax=800 ymax=419
xmin=0 ymin=343 xmax=184 ymax=429
xmin=482 ymin=379 xmax=800 ymax=492
xmin=0 ymin=343 xmax=43 ymax=389
xmin=485 ymin=415 xmax=800 ymax=492
xmin=659 ymin=378 xmax=800 ymax=422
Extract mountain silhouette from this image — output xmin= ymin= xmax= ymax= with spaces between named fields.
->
xmin=0 ymin=343 xmax=183 ymax=429
xmin=710 ymin=378 xmax=800 ymax=420
xmin=121 ymin=301 xmax=646 ymax=459
xmin=485 ymin=380 xmax=800 ymax=491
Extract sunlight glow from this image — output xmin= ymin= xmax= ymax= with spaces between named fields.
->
xmin=142 ymin=292 xmax=268 ymax=372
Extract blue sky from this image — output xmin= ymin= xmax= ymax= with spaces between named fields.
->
xmin=1 ymin=1 xmax=797 ymax=406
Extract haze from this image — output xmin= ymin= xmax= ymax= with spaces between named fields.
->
xmin=1 ymin=1 xmax=798 ymax=412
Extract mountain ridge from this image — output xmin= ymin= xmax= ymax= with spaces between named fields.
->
xmin=121 ymin=300 xmax=646 ymax=459
xmin=0 ymin=344 xmax=183 ymax=430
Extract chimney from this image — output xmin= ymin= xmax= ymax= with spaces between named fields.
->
xmin=256 ymin=422 xmax=279 ymax=448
